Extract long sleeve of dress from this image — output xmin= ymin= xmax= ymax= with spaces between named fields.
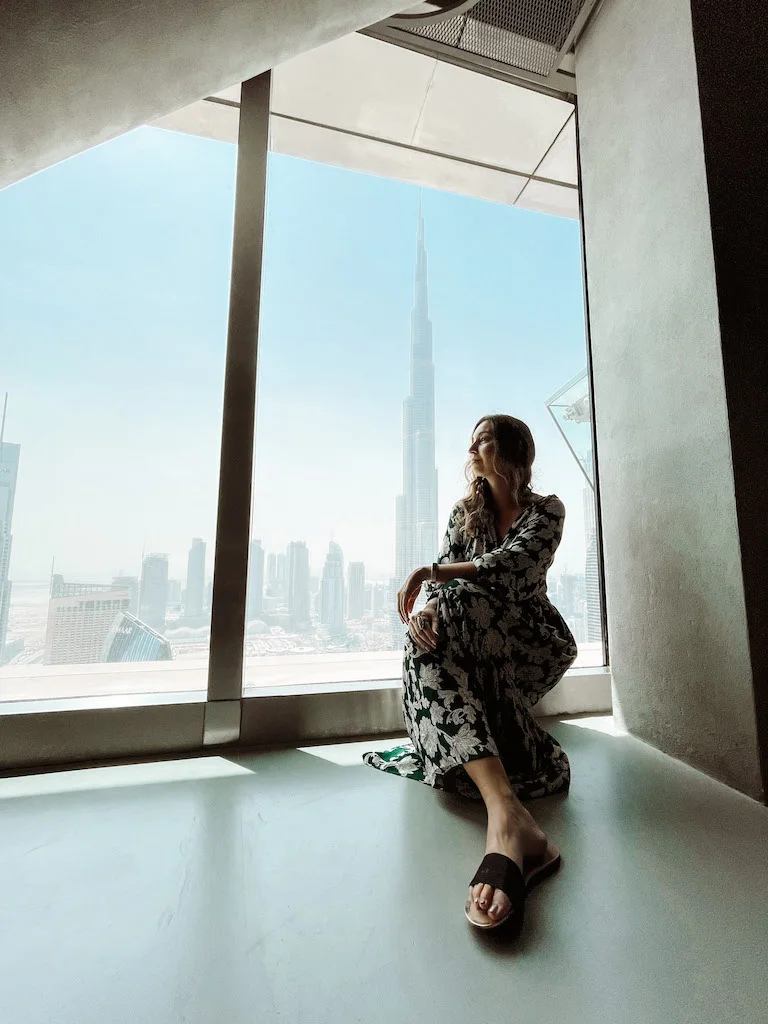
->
xmin=424 ymin=503 xmax=466 ymax=603
xmin=471 ymin=495 xmax=565 ymax=601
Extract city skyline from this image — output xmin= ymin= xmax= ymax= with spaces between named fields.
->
xmin=2 ymin=517 xmax=596 ymax=668
xmin=0 ymin=122 xmax=600 ymax=667
xmin=1 ymin=127 xmax=592 ymax=586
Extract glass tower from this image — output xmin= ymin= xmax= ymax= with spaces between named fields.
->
xmin=0 ymin=417 xmax=20 ymax=665
xmin=395 ymin=197 xmax=439 ymax=583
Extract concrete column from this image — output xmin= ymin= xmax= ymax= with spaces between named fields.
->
xmin=575 ymin=0 xmax=767 ymax=800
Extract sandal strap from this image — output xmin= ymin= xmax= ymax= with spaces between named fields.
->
xmin=469 ymin=854 xmax=526 ymax=911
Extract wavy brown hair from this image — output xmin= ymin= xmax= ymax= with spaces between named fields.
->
xmin=462 ymin=415 xmax=536 ymax=539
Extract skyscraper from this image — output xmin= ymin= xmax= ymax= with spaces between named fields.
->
xmin=583 ymin=469 xmax=602 ymax=644
xmin=287 ymin=540 xmax=311 ymax=630
xmin=267 ymin=551 xmax=287 ymax=600
xmin=0 ymin=396 xmax=20 ymax=666
xmin=139 ymin=553 xmax=169 ymax=632
xmin=112 ymin=576 xmax=139 ymax=615
xmin=101 ymin=612 xmax=172 ymax=663
xmin=395 ymin=196 xmax=439 ymax=583
xmin=167 ymin=579 xmax=182 ymax=607
xmin=347 ymin=561 xmax=365 ymax=620
xmin=247 ymin=539 xmax=265 ymax=621
xmin=184 ymin=537 xmax=206 ymax=618
xmin=372 ymin=582 xmax=389 ymax=618
xmin=44 ymin=576 xmax=131 ymax=665
xmin=390 ymin=199 xmax=439 ymax=647
xmin=320 ymin=541 xmax=345 ymax=637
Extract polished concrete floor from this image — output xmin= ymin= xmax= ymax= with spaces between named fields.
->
xmin=1 ymin=716 xmax=767 ymax=1024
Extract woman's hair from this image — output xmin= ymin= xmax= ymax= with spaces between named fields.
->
xmin=462 ymin=415 xmax=536 ymax=538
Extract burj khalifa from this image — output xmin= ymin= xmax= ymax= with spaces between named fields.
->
xmin=394 ymin=197 xmax=439 ymax=586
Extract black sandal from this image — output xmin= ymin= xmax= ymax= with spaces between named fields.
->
xmin=464 ymin=842 xmax=561 ymax=930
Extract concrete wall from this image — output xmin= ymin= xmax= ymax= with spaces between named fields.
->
xmin=687 ymin=0 xmax=768 ymax=807
xmin=1 ymin=0 xmax=403 ymax=189
xmin=575 ymin=0 xmax=763 ymax=798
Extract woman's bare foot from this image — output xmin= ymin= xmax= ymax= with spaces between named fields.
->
xmin=466 ymin=795 xmax=548 ymax=925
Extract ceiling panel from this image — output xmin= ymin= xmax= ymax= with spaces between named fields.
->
xmin=535 ymin=111 xmax=577 ymax=184
xmin=515 ymin=177 xmax=579 ymax=219
xmin=211 ymin=84 xmax=242 ymax=104
xmin=271 ymin=33 xmax=434 ymax=144
xmin=270 ymin=115 xmax=528 ymax=207
xmin=151 ymin=30 xmax=579 ymax=218
xmin=412 ymin=58 xmax=572 ymax=176
xmin=151 ymin=100 xmax=239 ymax=145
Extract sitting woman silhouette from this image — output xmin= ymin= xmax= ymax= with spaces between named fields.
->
xmin=364 ymin=414 xmax=577 ymax=931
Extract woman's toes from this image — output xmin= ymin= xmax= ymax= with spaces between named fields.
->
xmin=487 ymin=890 xmax=511 ymax=920
xmin=477 ymin=883 xmax=494 ymax=910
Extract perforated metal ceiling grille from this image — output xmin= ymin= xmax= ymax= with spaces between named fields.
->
xmin=405 ymin=0 xmax=588 ymax=76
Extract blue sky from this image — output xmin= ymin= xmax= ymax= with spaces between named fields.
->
xmin=0 ymin=125 xmax=592 ymax=583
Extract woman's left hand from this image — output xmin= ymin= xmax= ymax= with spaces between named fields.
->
xmin=397 ymin=566 xmax=430 ymax=624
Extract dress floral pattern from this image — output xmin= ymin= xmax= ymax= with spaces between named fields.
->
xmin=363 ymin=493 xmax=577 ymax=801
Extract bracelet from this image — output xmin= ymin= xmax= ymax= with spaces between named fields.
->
xmin=430 ymin=561 xmax=438 ymax=583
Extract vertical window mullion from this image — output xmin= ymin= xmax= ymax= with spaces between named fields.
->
xmin=575 ymin=102 xmax=609 ymax=667
xmin=207 ymin=72 xmax=271 ymax=704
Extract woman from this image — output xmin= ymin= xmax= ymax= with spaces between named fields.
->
xmin=363 ymin=415 xmax=577 ymax=931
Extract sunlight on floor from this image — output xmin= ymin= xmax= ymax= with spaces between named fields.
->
xmin=561 ymin=714 xmax=626 ymax=736
xmin=299 ymin=736 xmax=409 ymax=766
xmin=0 ymin=756 xmax=253 ymax=800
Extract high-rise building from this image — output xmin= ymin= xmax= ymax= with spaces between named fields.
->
xmin=0 ymin=398 xmax=20 ymax=666
xmin=101 ymin=612 xmax=172 ymax=663
xmin=557 ymin=572 xmax=585 ymax=622
xmin=44 ymin=576 xmax=131 ymax=665
xmin=372 ymin=582 xmax=389 ymax=618
xmin=184 ymin=538 xmax=206 ymax=618
xmin=112 ymin=576 xmax=139 ymax=615
xmin=167 ymin=579 xmax=182 ymax=607
xmin=267 ymin=551 xmax=287 ymax=600
xmin=584 ymin=482 xmax=602 ymax=644
xmin=388 ymin=577 xmax=405 ymax=650
xmin=139 ymin=553 xmax=169 ymax=632
xmin=347 ymin=561 xmax=365 ymax=620
xmin=394 ymin=197 xmax=439 ymax=584
xmin=391 ymin=199 xmax=438 ymax=647
xmin=247 ymin=539 xmax=265 ymax=621
xmin=320 ymin=541 xmax=345 ymax=636
xmin=287 ymin=541 xmax=311 ymax=630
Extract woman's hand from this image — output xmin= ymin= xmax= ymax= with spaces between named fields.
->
xmin=397 ymin=566 xmax=430 ymax=624
xmin=408 ymin=600 xmax=439 ymax=652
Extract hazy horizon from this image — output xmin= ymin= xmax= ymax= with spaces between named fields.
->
xmin=1 ymin=124 xmax=593 ymax=588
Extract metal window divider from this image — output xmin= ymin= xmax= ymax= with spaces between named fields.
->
xmin=205 ymin=71 xmax=271 ymax=743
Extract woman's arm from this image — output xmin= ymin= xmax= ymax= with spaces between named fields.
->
xmin=397 ymin=504 xmax=473 ymax=622
xmin=470 ymin=496 xmax=565 ymax=600
xmin=423 ymin=503 xmax=467 ymax=603
xmin=398 ymin=496 xmax=564 ymax=621
xmin=413 ymin=497 xmax=565 ymax=601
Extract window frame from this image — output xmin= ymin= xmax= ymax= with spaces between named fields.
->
xmin=0 ymin=72 xmax=611 ymax=774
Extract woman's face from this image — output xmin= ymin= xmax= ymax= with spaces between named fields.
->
xmin=468 ymin=420 xmax=496 ymax=477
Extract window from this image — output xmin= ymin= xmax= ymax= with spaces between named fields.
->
xmin=0 ymin=46 xmax=606 ymax=721
xmin=0 ymin=116 xmax=237 ymax=702
xmin=242 ymin=155 xmax=603 ymax=694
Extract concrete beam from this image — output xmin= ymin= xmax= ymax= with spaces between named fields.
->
xmin=1 ymin=0 xmax=405 ymax=189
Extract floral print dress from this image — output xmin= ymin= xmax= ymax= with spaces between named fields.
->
xmin=363 ymin=493 xmax=577 ymax=801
